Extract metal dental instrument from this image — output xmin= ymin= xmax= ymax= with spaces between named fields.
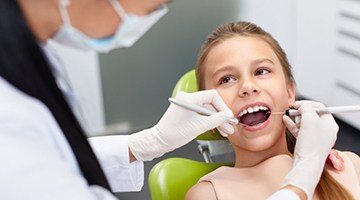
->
xmin=271 ymin=105 xmax=360 ymax=116
xmin=168 ymin=98 xmax=239 ymax=124
xmin=169 ymin=97 xmax=360 ymax=123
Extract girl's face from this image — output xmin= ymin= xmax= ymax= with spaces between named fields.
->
xmin=203 ymin=36 xmax=295 ymax=152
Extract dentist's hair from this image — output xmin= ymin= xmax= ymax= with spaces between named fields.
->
xmin=195 ymin=21 xmax=353 ymax=200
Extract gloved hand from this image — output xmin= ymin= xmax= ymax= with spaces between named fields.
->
xmin=284 ymin=115 xmax=344 ymax=171
xmin=282 ymin=101 xmax=339 ymax=199
xmin=128 ymin=90 xmax=237 ymax=161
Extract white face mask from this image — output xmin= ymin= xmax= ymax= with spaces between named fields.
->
xmin=52 ymin=0 xmax=168 ymax=52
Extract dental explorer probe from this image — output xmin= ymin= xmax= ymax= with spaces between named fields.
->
xmin=271 ymin=105 xmax=360 ymax=116
xmin=169 ymin=97 xmax=360 ymax=121
xmin=168 ymin=98 xmax=239 ymax=124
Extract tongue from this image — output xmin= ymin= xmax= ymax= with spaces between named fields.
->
xmin=241 ymin=111 xmax=268 ymax=126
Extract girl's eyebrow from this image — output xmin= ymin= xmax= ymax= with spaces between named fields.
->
xmin=251 ymin=58 xmax=274 ymax=66
xmin=212 ymin=58 xmax=274 ymax=78
xmin=212 ymin=65 xmax=237 ymax=79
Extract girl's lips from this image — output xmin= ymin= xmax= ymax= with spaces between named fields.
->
xmin=240 ymin=112 xmax=271 ymax=132
xmin=236 ymin=102 xmax=272 ymax=118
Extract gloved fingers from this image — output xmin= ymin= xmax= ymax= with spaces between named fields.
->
xmin=204 ymin=103 xmax=238 ymax=125
xmin=202 ymin=105 xmax=234 ymax=136
xmin=294 ymin=100 xmax=328 ymax=116
xmin=293 ymin=100 xmax=324 ymax=109
xmin=320 ymin=113 xmax=338 ymax=132
xmin=293 ymin=100 xmax=316 ymax=109
xmin=204 ymin=110 xmax=235 ymax=135
xmin=311 ymin=101 xmax=333 ymax=121
xmin=316 ymin=103 xmax=337 ymax=129
xmin=206 ymin=92 xmax=238 ymax=124
xmin=283 ymin=115 xmax=299 ymax=138
xmin=294 ymin=115 xmax=301 ymax=125
xmin=176 ymin=91 xmax=205 ymax=103
xmin=176 ymin=90 xmax=213 ymax=104
xmin=191 ymin=91 xmax=236 ymax=126
xmin=199 ymin=89 xmax=232 ymax=112
xmin=313 ymin=102 xmax=326 ymax=109
xmin=217 ymin=123 xmax=235 ymax=137
xmin=293 ymin=101 xmax=320 ymax=122
xmin=208 ymin=91 xmax=232 ymax=112
xmin=203 ymin=103 xmax=217 ymax=112
xmin=175 ymin=90 xmax=232 ymax=113
xmin=293 ymin=100 xmax=337 ymax=127
xmin=195 ymin=90 xmax=231 ymax=112
xmin=316 ymin=103 xmax=338 ymax=133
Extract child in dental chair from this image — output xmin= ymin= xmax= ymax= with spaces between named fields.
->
xmin=186 ymin=21 xmax=360 ymax=200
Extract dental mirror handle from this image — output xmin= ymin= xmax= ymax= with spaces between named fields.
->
xmin=168 ymin=98 xmax=238 ymax=124
xmin=285 ymin=105 xmax=360 ymax=116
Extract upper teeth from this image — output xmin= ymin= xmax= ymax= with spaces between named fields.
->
xmin=238 ymin=105 xmax=269 ymax=117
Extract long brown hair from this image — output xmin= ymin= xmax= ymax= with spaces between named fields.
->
xmin=195 ymin=21 xmax=353 ymax=200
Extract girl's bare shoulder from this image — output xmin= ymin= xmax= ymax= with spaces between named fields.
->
xmin=186 ymin=181 xmax=217 ymax=200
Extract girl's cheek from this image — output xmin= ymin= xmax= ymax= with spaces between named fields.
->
xmin=217 ymin=89 xmax=233 ymax=104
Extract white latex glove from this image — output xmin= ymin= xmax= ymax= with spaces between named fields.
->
xmin=128 ymin=90 xmax=237 ymax=161
xmin=266 ymin=189 xmax=301 ymax=200
xmin=282 ymin=101 xmax=339 ymax=199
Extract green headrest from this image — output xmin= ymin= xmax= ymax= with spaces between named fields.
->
xmin=171 ymin=70 xmax=225 ymax=140
xmin=148 ymin=157 xmax=233 ymax=200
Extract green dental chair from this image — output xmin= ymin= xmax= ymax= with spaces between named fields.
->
xmin=148 ymin=70 xmax=234 ymax=200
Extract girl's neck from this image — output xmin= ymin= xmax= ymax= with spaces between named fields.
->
xmin=233 ymin=133 xmax=291 ymax=168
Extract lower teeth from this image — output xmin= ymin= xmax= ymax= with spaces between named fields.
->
xmin=250 ymin=121 xmax=264 ymax=126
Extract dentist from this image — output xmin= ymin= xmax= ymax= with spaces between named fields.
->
xmin=0 ymin=0 xmax=338 ymax=200
xmin=0 ymin=1 xmax=240 ymax=199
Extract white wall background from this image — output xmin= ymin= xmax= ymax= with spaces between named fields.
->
xmin=239 ymin=0 xmax=360 ymax=130
xmin=293 ymin=0 xmax=360 ymax=129
xmin=238 ymin=0 xmax=294 ymax=62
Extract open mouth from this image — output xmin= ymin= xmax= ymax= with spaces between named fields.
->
xmin=238 ymin=105 xmax=271 ymax=126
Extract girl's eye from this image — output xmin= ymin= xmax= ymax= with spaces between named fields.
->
xmin=255 ymin=68 xmax=271 ymax=76
xmin=219 ymin=76 xmax=237 ymax=85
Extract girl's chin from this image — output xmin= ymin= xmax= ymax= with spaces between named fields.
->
xmin=243 ymin=139 xmax=275 ymax=152
xmin=235 ymin=132 xmax=283 ymax=152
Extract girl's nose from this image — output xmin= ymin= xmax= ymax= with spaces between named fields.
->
xmin=239 ymin=79 xmax=260 ymax=97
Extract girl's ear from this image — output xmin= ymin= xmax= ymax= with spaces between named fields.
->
xmin=287 ymin=82 xmax=296 ymax=107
